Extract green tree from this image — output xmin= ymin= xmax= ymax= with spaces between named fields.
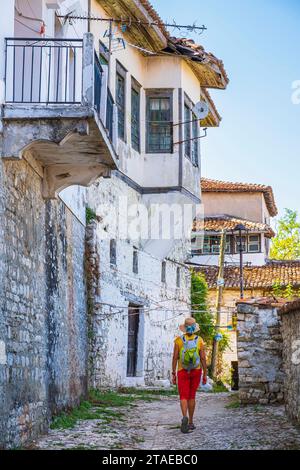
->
xmin=191 ymin=270 xmax=230 ymax=379
xmin=191 ymin=271 xmax=215 ymax=345
xmin=270 ymin=209 xmax=300 ymax=260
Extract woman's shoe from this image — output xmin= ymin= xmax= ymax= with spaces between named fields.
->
xmin=180 ymin=416 xmax=190 ymax=433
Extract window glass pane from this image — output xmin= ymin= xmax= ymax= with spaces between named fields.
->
xmin=131 ymin=87 xmax=140 ymax=152
xmin=147 ymin=95 xmax=172 ymax=153
xmin=149 ymin=98 xmax=160 ymax=111
xmin=99 ymin=41 xmax=109 ymax=65
xmin=116 ymin=73 xmax=125 ymax=140
xmin=192 ymin=113 xmax=199 ymax=166
xmin=248 ymin=244 xmax=260 ymax=252
xmin=184 ymin=104 xmax=191 ymax=158
xmin=161 ymin=261 xmax=166 ymax=283
xmin=248 ymin=234 xmax=260 ymax=252
xmin=236 ymin=236 xmax=247 ymax=252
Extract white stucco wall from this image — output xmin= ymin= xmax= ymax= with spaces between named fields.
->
xmin=191 ymin=251 xmax=267 ymax=267
xmin=86 ymin=174 xmax=191 ymax=388
xmin=0 ymin=0 xmax=14 ymax=104
xmin=203 ymin=192 xmax=269 ymax=223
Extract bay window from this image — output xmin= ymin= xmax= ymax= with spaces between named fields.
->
xmin=146 ymin=91 xmax=173 ymax=153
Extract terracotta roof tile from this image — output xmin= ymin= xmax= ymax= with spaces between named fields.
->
xmin=201 ymin=178 xmax=278 ymax=217
xmin=193 ymin=215 xmax=275 ymax=238
xmin=195 ymin=261 xmax=300 ymax=290
xmin=139 ymin=0 xmax=169 ymax=38
xmin=163 ymin=38 xmax=229 ymax=89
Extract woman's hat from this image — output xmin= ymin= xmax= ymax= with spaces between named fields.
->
xmin=179 ymin=317 xmax=200 ymax=333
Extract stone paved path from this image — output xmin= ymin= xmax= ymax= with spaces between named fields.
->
xmin=33 ymin=392 xmax=300 ymax=450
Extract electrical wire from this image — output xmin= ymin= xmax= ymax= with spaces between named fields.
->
xmin=15 ymin=3 xmax=44 ymax=23
xmin=15 ymin=17 xmax=41 ymax=34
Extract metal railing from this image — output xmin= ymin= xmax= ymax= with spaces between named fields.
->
xmin=5 ymin=38 xmax=83 ymax=104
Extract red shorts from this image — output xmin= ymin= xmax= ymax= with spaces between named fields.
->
xmin=177 ymin=369 xmax=202 ymax=400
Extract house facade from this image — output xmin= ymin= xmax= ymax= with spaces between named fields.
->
xmin=190 ymin=178 xmax=281 ymax=381
xmin=0 ymin=0 xmax=227 ymax=447
xmin=191 ymin=178 xmax=278 ymax=267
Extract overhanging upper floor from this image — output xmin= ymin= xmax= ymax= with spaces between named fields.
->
xmin=1 ymin=33 xmax=118 ymax=198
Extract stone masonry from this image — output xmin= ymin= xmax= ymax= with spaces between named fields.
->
xmin=281 ymin=301 xmax=300 ymax=424
xmin=0 ymin=157 xmax=88 ymax=449
xmin=236 ymin=299 xmax=284 ymax=405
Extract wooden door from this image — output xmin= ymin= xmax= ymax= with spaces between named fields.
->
xmin=127 ymin=305 xmax=140 ymax=377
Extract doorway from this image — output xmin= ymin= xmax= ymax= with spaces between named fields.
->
xmin=231 ymin=361 xmax=239 ymax=391
xmin=127 ymin=304 xmax=140 ymax=377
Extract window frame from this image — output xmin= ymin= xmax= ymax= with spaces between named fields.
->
xmin=184 ymin=101 xmax=191 ymax=159
xmin=116 ymin=61 xmax=127 ymax=142
xmin=133 ymin=249 xmax=139 ymax=274
xmin=183 ymin=94 xmax=200 ymax=166
xmin=161 ymin=261 xmax=166 ymax=284
xmin=192 ymin=111 xmax=200 ymax=167
xmin=247 ymin=234 xmax=261 ymax=253
xmin=110 ymin=239 xmax=117 ymax=266
xmin=176 ymin=267 xmax=181 ymax=288
xmin=99 ymin=40 xmax=109 ymax=65
xmin=146 ymin=89 xmax=174 ymax=154
xmin=131 ymin=77 xmax=141 ymax=153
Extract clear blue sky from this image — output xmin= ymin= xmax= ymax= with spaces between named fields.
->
xmin=152 ymin=0 xmax=300 ymax=219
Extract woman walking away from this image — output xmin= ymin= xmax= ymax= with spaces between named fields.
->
xmin=172 ymin=317 xmax=207 ymax=433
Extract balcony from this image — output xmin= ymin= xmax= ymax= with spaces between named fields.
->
xmin=1 ymin=33 xmax=118 ymax=198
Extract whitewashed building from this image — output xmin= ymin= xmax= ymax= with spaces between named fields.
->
xmin=81 ymin=1 xmax=228 ymax=387
xmin=0 ymin=0 xmax=228 ymax=446
xmin=190 ymin=178 xmax=278 ymax=384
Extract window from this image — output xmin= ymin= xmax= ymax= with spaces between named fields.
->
xmin=248 ymin=235 xmax=261 ymax=253
xmin=184 ymin=104 xmax=191 ymax=158
xmin=194 ymin=234 xmax=261 ymax=255
xmin=146 ymin=91 xmax=173 ymax=153
xmin=133 ymin=249 xmax=138 ymax=274
xmin=235 ymin=235 xmax=247 ymax=253
xmin=225 ymin=236 xmax=231 ymax=254
xmin=99 ymin=40 xmax=109 ymax=66
xmin=161 ymin=261 xmax=166 ymax=283
xmin=201 ymin=235 xmax=231 ymax=255
xmin=192 ymin=112 xmax=199 ymax=166
xmin=176 ymin=267 xmax=181 ymax=288
xmin=116 ymin=62 xmax=126 ymax=140
xmin=110 ymin=239 xmax=116 ymax=265
xmin=131 ymin=79 xmax=140 ymax=152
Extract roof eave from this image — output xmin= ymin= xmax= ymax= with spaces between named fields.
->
xmin=97 ymin=0 xmax=168 ymax=52
xmin=200 ymin=89 xmax=222 ymax=127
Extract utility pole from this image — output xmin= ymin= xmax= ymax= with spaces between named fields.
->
xmin=234 ymin=224 xmax=246 ymax=299
xmin=211 ymin=230 xmax=226 ymax=379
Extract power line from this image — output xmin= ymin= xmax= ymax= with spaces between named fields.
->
xmin=56 ymin=13 xmax=207 ymax=35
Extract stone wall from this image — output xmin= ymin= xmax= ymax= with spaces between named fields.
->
xmin=281 ymin=301 xmax=300 ymax=424
xmin=86 ymin=175 xmax=191 ymax=389
xmin=236 ymin=300 xmax=284 ymax=404
xmin=0 ymin=157 xmax=88 ymax=448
